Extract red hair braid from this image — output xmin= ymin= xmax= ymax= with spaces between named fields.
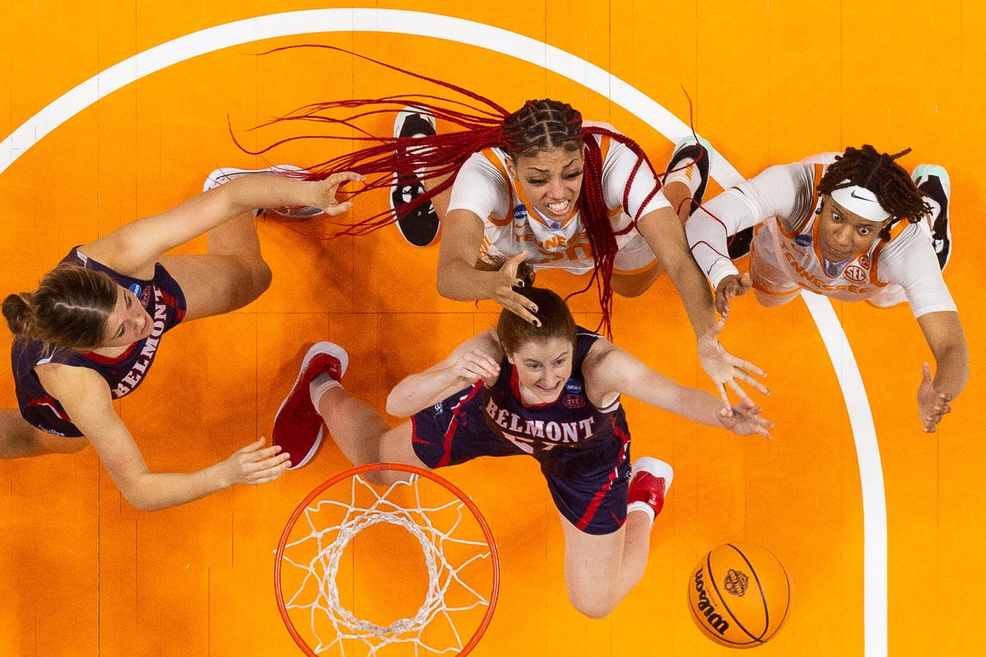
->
xmin=243 ymin=48 xmax=664 ymax=336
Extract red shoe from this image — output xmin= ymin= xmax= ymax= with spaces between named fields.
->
xmin=627 ymin=457 xmax=674 ymax=516
xmin=273 ymin=342 xmax=349 ymax=470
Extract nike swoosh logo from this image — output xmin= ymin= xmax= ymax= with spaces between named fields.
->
xmin=850 ymin=189 xmax=876 ymax=203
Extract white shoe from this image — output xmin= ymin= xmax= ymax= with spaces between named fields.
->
xmin=203 ymin=165 xmax=324 ymax=218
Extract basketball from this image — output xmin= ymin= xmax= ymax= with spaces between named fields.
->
xmin=687 ymin=543 xmax=791 ymax=648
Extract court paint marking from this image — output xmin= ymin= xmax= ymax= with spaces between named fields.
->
xmin=0 ymin=9 xmax=887 ymax=655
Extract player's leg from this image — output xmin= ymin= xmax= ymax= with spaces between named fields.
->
xmin=557 ymin=457 xmax=673 ymax=618
xmin=271 ymin=342 xmax=432 ymax=485
xmin=157 ymin=210 xmax=272 ymax=322
xmin=0 ymin=409 xmax=88 ymax=459
xmin=610 ymin=261 xmax=665 ymax=298
xmin=156 ymin=168 xmax=297 ymax=322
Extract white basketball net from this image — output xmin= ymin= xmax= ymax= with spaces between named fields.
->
xmin=279 ymin=473 xmax=494 ymax=655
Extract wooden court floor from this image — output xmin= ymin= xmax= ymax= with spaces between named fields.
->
xmin=0 ymin=2 xmax=983 ymax=656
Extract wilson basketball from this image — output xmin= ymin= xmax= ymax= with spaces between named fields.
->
xmin=687 ymin=543 xmax=791 ymax=648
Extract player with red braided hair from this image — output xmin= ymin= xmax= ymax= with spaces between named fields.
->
xmin=240 ymin=46 xmax=767 ymax=409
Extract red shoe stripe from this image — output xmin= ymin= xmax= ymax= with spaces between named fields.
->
xmin=575 ymin=423 xmax=631 ymax=531
xmin=436 ymin=381 xmax=484 ymax=468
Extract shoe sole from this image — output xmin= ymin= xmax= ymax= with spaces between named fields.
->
xmin=394 ymin=107 xmax=437 ymax=138
xmin=275 ymin=342 xmax=350 ymax=470
xmin=390 ymin=172 xmax=441 ymax=247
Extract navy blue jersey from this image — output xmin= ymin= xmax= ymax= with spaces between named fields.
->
xmin=11 ymin=248 xmax=187 ymax=437
xmin=482 ymin=329 xmax=629 ymax=457
xmin=412 ymin=328 xmax=633 ymax=535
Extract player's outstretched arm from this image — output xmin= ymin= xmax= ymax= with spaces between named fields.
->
xmin=916 ymin=310 xmax=969 ymax=432
xmin=436 ymin=210 xmax=539 ymax=324
xmin=36 ymin=365 xmax=290 ymax=511
xmin=386 ymin=329 xmax=504 ymax=418
xmin=636 ymin=207 xmax=767 ymax=408
xmin=583 ymin=339 xmax=772 ymax=439
xmin=80 ymin=171 xmax=363 ymax=278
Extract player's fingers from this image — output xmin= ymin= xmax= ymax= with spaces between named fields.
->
xmin=757 ymin=425 xmax=773 ymax=440
xmin=729 ymin=356 xmax=766 ymax=378
xmin=921 ymin=361 xmax=933 ymax=382
xmin=734 ymin=369 xmax=770 ymax=395
xmin=717 ymin=384 xmax=732 ymax=413
xmin=506 ymin=297 xmax=540 ymax=326
xmin=323 ymin=201 xmax=354 ymax=217
xmin=727 ymin=379 xmax=754 ymax=406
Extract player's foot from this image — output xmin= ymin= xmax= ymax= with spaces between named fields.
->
xmin=204 ymin=165 xmax=324 ymax=218
xmin=391 ymin=108 xmax=440 ymax=247
xmin=727 ymin=227 xmax=754 ymax=260
xmin=911 ymin=164 xmax=951 ymax=270
xmin=627 ymin=457 xmax=674 ymax=517
xmin=663 ymin=135 xmax=714 ymax=217
xmin=273 ymin=342 xmax=349 ymax=470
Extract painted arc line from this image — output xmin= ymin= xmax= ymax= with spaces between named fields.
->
xmin=0 ymin=8 xmax=887 ymax=656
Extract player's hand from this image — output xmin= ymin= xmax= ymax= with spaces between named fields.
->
xmin=223 ymin=437 xmax=292 ymax=485
xmin=312 ymin=171 xmax=365 ymax=217
xmin=918 ymin=362 xmax=952 ymax=433
xmin=718 ymin=398 xmax=773 ymax=439
xmin=697 ymin=319 xmax=769 ymax=413
xmin=489 ymin=252 xmax=540 ymax=325
xmin=452 ymin=348 xmax=501 ymax=384
xmin=714 ymin=273 xmax=752 ymax=319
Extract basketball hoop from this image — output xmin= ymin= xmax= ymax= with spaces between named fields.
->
xmin=275 ymin=463 xmax=499 ymax=656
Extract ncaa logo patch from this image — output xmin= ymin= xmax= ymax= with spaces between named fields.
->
xmin=563 ymin=394 xmax=584 ymax=409
xmin=129 ymin=283 xmax=142 ymax=298
xmin=858 ymin=254 xmax=871 ymax=269
xmin=795 ymin=234 xmax=812 ymax=247
xmin=844 ymin=265 xmax=867 ymax=282
xmin=564 ymin=379 xmax=582 ymax=394
xmin=513 ymin=204 xmax=527 ymax=220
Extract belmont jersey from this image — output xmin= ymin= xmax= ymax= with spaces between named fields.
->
xmin=11 ymin=248 xmax=187 ymax=437
xmin=687 ymin=154 xmax=956 ymax=317
xmin=481 ymin=329 xmax=629 ymax=456
xmin=447 ymin=122 xmax=670 ymax=274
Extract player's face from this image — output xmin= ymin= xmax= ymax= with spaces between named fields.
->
xmin=506 ymin=147 xmax=585 ymax=220
xmin=101 ymin=287 xmax=153 ymax=348
xmin=817 ymin=196 xmax=891 ymax=262
xmin=507 ymin=336 xmax=574 ymax=405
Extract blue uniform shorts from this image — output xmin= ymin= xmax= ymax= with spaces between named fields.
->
xmin=411 ymin=382 xmax=633 ymax=535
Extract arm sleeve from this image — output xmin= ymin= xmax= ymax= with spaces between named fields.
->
xmin=686 ymin=162 xmax=814 ymax=288
xmin=600 ymin=138 xmax=671 ymax=219
xmin=447 ymin=152 xmax=511 ymax=220
xmin=878 ymin=224 xmax=957 ymax=318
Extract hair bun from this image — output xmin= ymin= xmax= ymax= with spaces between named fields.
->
xmin=2 ymin=292 xmax=36 ymax=337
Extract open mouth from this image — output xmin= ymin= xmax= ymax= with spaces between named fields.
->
xmin=545 ymin=200 xmax=570 ymax=216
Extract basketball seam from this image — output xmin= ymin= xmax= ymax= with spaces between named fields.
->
xmin=708 ymin=548 xmax=764 ymax=644
xmin=688 ymin=553 xmax=757 ymax=646
xmin=762 ymin=553 xmax=793 ymax=641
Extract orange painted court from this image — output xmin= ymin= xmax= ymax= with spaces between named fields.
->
xmin=0 ymin=2 xmax=983 ymax=656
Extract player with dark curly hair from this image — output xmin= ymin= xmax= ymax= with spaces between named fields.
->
xmin=686 ymin=145 xmax=967 ymax=432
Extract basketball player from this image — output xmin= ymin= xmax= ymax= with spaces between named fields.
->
xmin=1 ymin=167 xmax=361 ymax=510
xmin=272 ymin=282 xmax=772 ymax=618
xmin=685 ymin=145 xmax=968 ymax=432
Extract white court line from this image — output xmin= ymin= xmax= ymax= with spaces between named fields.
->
xmin=0 ymin=9 xmax=888 ymax=655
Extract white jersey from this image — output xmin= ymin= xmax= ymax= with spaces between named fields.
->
xmin=447 ymin=122 xmax=670 ymax=274
xmin=686 ymin=154 xmax=956 ymax=318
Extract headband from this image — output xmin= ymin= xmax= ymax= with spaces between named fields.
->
xmin=829 ymin=185 xmax=891 ymax=222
